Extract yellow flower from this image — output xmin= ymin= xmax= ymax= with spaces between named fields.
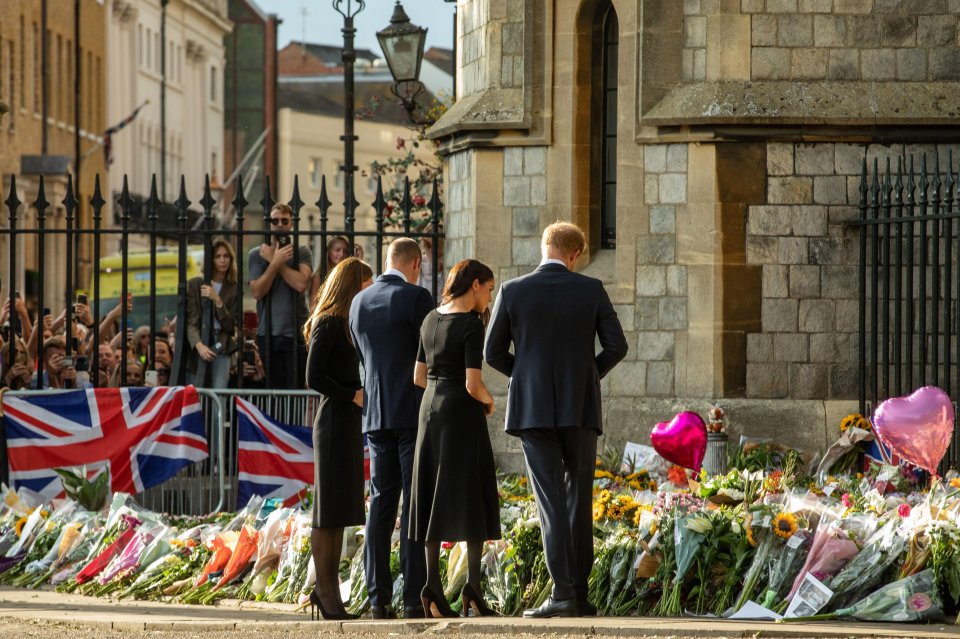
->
xmin=745 ymin=520 xmax=757 ymax=547
xmin=594 ymin=470 xmax=614 ymax=480
xmin=772 ymin=512 xmax=798 ymax=539
xmin=648 ymin=480 xmax=658 ymax=492
xmin=597 ymin=489 xmax=612 ymax=504
xmin=950 ymin=478 xmax=960 ymax=489
xmin=606 ymin=503 xmax=624 ymax=521
xmin=633 ymin=508 xmax=644 ymax=527
xmin=595 ymin=459 xmax=602 ymax=467
xmin=592 ymin=503 xmax=605 ymax=521
xmin=628 ymin=479 xmax=643 ymax=491
xmin=839 ymin=413 xmax=870 ymax=433
xmin=14 ymin=517 xmax=27 ymax=538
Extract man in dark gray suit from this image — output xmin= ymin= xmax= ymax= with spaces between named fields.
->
xmin=349 ymin=238 xmax=434 ymax=619
xmin=484 ymin=222 xmax=628 ymax=618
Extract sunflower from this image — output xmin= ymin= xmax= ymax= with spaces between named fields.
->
xmin=594 ymin=469 xmax=614 ymax=480
xmin=745 ymin=520 xmax=757 ymax=547
xmin=628 ymin=479 xmax=643 ymax=491
xmin=839 ymin=413 xmax=870 ymax=432
xmin=606 ymin=502 xmax=624 ymax=521
xmin=597 ymin=489 xmax=612 ymax=504
xmin=772 ymin=512 xmax=798 ymax=539
xmin=950 ymin=477 xmax=960 ymax=489
xmin=647 ymin=479 xmax=658 ymax=491
xmin=14 ymin=516 xmax=27 ymax=538
xmin=633 ymin=508 xmax=644 ymax=527
xmin=592 ymin=503 xmax=606 ymax=521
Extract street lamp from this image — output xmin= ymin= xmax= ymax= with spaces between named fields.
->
xmin=334 ymin=0 xmax=365 ymax=247
xmin=377 ymin=1 xmax=430 ymax=125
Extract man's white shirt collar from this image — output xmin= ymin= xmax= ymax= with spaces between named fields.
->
xmin=540 ymin=258 xmax=568 ymax=269
xmin=383 ymin=268 xmax=408 ymax=282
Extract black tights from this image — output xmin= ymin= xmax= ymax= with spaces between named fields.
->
xmin=311 ymin=527 xmax=346 ymax=613
xmin=424 ymin=540 xmax=483 ymax=595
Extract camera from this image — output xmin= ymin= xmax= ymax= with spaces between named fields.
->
xmin=61 ymin=356 xmax=74 ymax=368
xmin=77 ymin=293 xmax=88 ymax=305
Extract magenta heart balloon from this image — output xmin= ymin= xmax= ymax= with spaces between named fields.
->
xmin=650 ymin=411 xmax=707 ymax=472
xmin=873 ymin=386 xmax=955 ymax=474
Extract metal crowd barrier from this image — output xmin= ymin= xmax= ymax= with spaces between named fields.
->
xmin=139 ymin=388 xmax=320 ymax=515
xmin=1 ymin=387 xmax=321 ymax=516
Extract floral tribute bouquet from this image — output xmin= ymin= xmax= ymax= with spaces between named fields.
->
xmin=783 ymin=569 xmax=944 ymax=622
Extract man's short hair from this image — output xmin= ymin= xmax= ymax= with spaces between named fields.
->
xmin=271 ymin=203 xmax=292 ymax=217
xmin=542 ymin=222 xmax=586 ymax=255
xmin=387 ymin=238 xmax=422 ymax=267
xmin=43 ymin=335 xmax=66 ymax=352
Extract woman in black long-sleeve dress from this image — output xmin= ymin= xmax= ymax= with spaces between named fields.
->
xmin=304 ymin=256 xmax=373 ymax=620
xmin=410 ymin=259 xmax=500 ymax=618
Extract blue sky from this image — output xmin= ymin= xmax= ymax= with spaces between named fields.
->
xmin=256 ymin=0 xmax=457 ymax=56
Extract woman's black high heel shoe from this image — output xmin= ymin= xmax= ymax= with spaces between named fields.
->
xmin=420 ymin=585 xmax=458 ymax=618
xmin=460 ymin=583 xmax=498 ymax=617
xmin=308 ymin=590 xmax=360 ymax=621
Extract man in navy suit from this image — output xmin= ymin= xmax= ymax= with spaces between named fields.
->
xmin=484 ymin=222 xmax=628 ymax=618
xmin=349 ymin=238 xmax=433 ymax=619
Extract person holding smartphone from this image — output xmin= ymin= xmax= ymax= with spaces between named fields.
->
xmin=186 ymin=238 xmax=240 ymax=388
xmin=248 ymin=203 xmax=312 ymax=389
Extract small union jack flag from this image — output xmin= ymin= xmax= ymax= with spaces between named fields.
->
xmin=236 ymin=397 xmax=313 ymax=508
xmin=3 ymin=386 xmax=208 ymax=499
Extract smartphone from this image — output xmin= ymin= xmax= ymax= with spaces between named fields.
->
xmin=42 ymin=307 xmax=51 ymax=316
xmin=61 ymin=356 xmax=74 ymax=368
xmin=72 ymin=338 xmax=79 ymax=352
xmin=243 ymin=349 xmax=257 ymax=366
xmin=243 ymin=311 xmax=258 ymax=333
xmin=277 ymin=234 xmax=291 ymax=248
xmin=144 ymin=370 xmax=159 ymax=386
xmin=14 ymin=291 xmax=20 ymax=299
xmin=77 ymin=293 xmax=88 ymax=305
xmin=126 ymin=319 xmax=133 ymax=329
xmin=75 ymin=356 xmax=89 ymax=372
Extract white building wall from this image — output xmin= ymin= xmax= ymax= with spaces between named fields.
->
xmin=107 ymin=0 xmax=230 ymax=208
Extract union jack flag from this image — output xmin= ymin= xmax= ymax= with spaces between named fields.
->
xmin=3 ymin=386 xmax=208 ymax=499
xmin=236 ymin=397 xmax=313 ymax=508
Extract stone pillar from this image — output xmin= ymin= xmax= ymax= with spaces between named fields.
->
xmin=676 ymin=142 xmax=764 ymax=398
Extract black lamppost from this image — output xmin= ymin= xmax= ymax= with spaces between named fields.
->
xmin=334 ymin=0 xmax=365 ymax=248
xmin=377 ymin=1 xmax=431 ymax=125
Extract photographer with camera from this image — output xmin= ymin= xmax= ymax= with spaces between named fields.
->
xmin=248 ymin=203 xmax=312 ymax=389
xmin=31 ymin=335 xmax=91 ymax=389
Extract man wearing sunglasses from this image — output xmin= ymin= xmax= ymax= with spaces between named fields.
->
xmin=249 ymin=203 xmax=313 ymax=388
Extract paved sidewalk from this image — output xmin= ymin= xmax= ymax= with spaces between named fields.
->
xmin=0 ymin=586 xmax=958 ymax=638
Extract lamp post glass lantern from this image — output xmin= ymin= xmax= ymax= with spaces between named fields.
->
xmin=377 ymin=1 xmax=430 ymax=122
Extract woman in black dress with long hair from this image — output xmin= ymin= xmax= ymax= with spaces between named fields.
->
xmin=410 ymin=259 xmax=500 ymax=618
xmin=304 ymin=256 xmax=373 ymax=620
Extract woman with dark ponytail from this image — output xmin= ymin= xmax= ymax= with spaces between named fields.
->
xmin=409 ymin=259 xmax=501 ymax=618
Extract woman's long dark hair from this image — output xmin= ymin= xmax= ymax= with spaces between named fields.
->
xmin=441 ymin=259 xmax=495 ymax=324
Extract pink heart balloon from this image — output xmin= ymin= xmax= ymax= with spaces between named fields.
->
xmin=873 ymin=386 xmax=955 ymax=474
xmin=650 ymin=411 xmax=707 ymax=472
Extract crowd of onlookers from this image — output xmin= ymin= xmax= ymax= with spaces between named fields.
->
xmin=0 ymin=203 xmax=437 ymax=392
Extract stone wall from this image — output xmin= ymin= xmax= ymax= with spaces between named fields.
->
xmin=746 ymin=142 xmax=960 ymax=399
xmin=681 ymin=0 xmax=960 ymax=82
xmin=444 ymin=150 xmax=476 ymax=267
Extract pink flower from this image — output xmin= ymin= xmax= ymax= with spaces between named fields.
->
xmin=908 ymin=592 xmax=932 ymax=612
xmin=440 ymin=541 xmax=454 ymax=550
xmin=898 ymin=503 xmax=911 ymax=518
xmin=841 ymin=493 xmax=853 ymax=508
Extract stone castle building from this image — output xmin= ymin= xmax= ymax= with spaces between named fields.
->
xmin=429 ymin=0 xmax=960 ymax=470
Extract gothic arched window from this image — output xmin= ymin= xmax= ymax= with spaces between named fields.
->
xmin=599 ymin=5 xmax=618 ymax=249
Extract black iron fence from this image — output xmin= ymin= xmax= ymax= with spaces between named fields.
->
xmin=854 ymin=153 xmax=959 ymax=469
xmin=0 ymin=171 xmax=443 ymax=391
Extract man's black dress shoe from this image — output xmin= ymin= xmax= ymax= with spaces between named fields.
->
xmin=578 ymin=599 xmax=597 ymax=617
xmin=403 ymin=604 xmax=426 ymax=619
xmin=522 ymin=596 xmax=578 ymax=618
xmin=369 ymin=605 xmax=397 ymax=619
